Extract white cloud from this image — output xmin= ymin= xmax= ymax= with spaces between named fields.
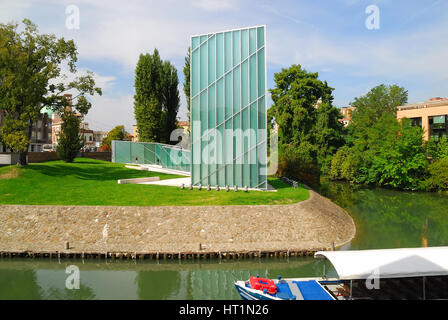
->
xmin=267 ymin=18 xmax=448 ymax=82
xmin=40 ymin=0 xmax=244 ymax=71
xmin=0 ymin=0 xmax=33 ymax=23
xmin=84 ymin=94 xmax=135 ymax=132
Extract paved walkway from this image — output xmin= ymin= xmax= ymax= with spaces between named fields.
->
xmin=0 ymin=189 xmax=355 ymax=255
xmin=139 ymin=177 xmax=191 ymax=186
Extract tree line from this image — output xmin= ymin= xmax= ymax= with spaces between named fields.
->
xmin=268 ymin=65 xmax=448 ymax=191
xmin=134 ymin=49 xmax=180 ymax=145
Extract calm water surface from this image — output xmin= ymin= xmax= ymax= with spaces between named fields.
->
xmin=1 ymin=181 xmax=447 ymax=299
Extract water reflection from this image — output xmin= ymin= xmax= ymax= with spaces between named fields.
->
xmin=0 ymin=258 xmax=332 ymax=300
xmin=318 ymin=180 xmax=448 ymax=249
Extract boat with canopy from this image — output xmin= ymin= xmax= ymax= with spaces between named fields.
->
xmin=234 ymin=246 xmax=448 ymax=300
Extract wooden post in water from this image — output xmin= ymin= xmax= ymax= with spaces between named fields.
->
xmin=350 ymin=280 xmax=353 ymax=300
xmin=423 ymin=276 xmax=426 ymax=300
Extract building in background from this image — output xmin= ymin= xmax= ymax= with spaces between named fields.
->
xmin=51 ymin=113 xmax=84 ymax=147
xmin=29 ymin=112 xmax=52 ymax=152
xmin=178 ymin=121 xmax=190 ymax=132
xmin=132 ymin=125 xmax=138 ymax=142
xmin=80 ymin=122 xmax=94 ymax=150
xmin=0 ymin=108 xmax=53 ymax=152
xmin=339 ymin=106 xmax=356 ymax=127
xmin=190 ymin=26 xmax=267 ymax=189
xmin=51 ymin=94 xmax=101 ymax=150
xmin=1 ymin=94 xmax=109 ymax=153
xmin=93 ymin=131 xmax=108 ymax=148
xmin=397 ymin=97 xmax=448 ymax=141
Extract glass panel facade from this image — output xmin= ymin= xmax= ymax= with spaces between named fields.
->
xmin=429 ymin=115 xmax=448 ymax=140
xmin=191 ymin=26 xmax=267 ymax=189
xmin=112 ymin=141 xmax=191 ymax=173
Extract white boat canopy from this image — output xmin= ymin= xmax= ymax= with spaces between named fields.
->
xmin=315 ymin=247 xmax=448 ymax=280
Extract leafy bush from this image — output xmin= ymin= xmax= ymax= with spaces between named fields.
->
xmin=101 ymin=125 xmax=129 ymax=149
xmin=423 ymin=157 xmax=448 ymax=191
xmin=366 ymin=119 xmax=427 ymax=190
xmin=329 ymin=115 xmax=427 ymax=190
xmin=328 ymin=145 xmax=361 ymax=182
xmin=278 ymin=142 xmax=320 ymax=186
xmin=426 ymin=136 xmax=448 ymax=161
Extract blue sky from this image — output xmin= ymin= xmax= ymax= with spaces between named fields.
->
xmin=2 ymin=0 xmax=447 ymax=132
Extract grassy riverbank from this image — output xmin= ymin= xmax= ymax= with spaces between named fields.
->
xmin=0 ymin=158 xmax=309 ymax=206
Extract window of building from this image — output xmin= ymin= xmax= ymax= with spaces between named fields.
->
xmin=429 ymin=115 xmax=448 ymax=140
xmin=410 ymin=117 xmax=422 ymax=127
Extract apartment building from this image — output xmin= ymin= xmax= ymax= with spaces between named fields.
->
xmin=397 ymin=97 xmax=448 ymax=141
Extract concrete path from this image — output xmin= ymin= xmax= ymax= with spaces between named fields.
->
xmin=125 ymin=164 xmax=190 ymax=176
xmin=139 ymin=177 xmax=191 ymax=186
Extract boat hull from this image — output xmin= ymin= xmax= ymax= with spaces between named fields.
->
xmin=234 ymin=278 xmax=340 ymax=300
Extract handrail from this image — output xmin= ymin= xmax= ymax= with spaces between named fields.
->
xmin=112 ymin=140 xmax=190 ymax=173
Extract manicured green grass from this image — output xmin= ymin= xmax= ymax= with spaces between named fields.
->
xmin=0 ymin=158 xmax=309 ymax=206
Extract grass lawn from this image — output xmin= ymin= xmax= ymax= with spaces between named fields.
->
xmin=0 ymin=158 xmax=309 ymax=206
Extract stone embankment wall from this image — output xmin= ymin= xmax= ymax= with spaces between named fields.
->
xmin=0 ymin=189 xmax=356 ymax=259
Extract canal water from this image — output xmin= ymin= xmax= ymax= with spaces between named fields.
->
xmin=1 ymin=181 xmax=447 ymax=299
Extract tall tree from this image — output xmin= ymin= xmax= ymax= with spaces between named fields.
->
xmin=347 ymin=84 xmax=408 ymax=151
xmin=134 ymin=49 xmax=179 ymax=144
xmin=0 ymin=19 xmax=102 ymax=164
xmin=268 ymin=64 xmax=343 ymax=181
xmin=183 ymin=47 xmax=191 ymax=118
xmin=162 ymin=61 xmax=180 ymax=144
xmin=134 ymin=50 xmax=164 ymax=142
xmin=56 ymin=110 xmax=84 ymax=163
xmin=269 ymin=64 xmax=335 ymax=147
xmin=313 ymin=101 xmax=345 ymax=172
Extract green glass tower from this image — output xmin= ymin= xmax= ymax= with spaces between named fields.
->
xmin=190 ymin=26 xmax=267 ymax=189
